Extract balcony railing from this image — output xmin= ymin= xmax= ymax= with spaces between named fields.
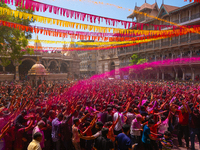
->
xmin=146 ymin=44 xmax=153 ymax=49
xmin=120 ymin=62 xmax=130 ymax=67
xmin=126 ymin=48 xmax=132 ymax=53
xmin=180 ymin=17 xmax=189 ymax=23
xmin=162 ymin=41 xmax=170 ymax=47
xmin=138 ymin=18 xmax=145 ymax=22
xmin=171 ymin=40 xmax=178 ymax=45
xmin=172 ymin=20 xmax=179 ymax=23
xmin=139 ymin=46 xmax=144 ymax=50
xmin=133 ymin=47 xmax=138 ymax=51
xmin=118 ymin=50 xmax=126 ymax=55
xmin=191 ymin=13 xmax=200 ymax=20
xmin=191 ymin=35 xmax=200 ymax=41
xmin=180 ymin=37 xmax=188 ymax=43
xmin=154 ymin=43 xmax=160 ymax=48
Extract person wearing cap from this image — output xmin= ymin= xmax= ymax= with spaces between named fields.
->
xmin=130 ymin=114 xmax=143 ymax=150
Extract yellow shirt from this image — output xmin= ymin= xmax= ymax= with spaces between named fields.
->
xmin=27 ymin=139 xmax=41 ymax=150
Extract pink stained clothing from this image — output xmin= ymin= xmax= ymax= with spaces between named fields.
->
xmin=158 ymin=118 xmax=169 ymax=134
xmin=72 ymin=125 xmax=80 ymax=143
xmin=32 ymin=126 xmax=45 ymax=148
xmin=85 ymin=106 xmax=96 ymax=114
xmin=14 ymin=128 xmax=25 ymax=150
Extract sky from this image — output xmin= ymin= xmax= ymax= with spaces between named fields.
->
xmin=7 ymin=0 xmax=192 ymax=48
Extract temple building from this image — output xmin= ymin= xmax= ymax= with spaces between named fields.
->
xmin=0 ymin=38 xmax=80 ymax=81
xmin=77 ymin=40 xmax=98 ymax=77
xmin=98 ymin=2 xmax=200 ymax=81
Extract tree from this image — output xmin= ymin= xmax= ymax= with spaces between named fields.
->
xmin=129 ymin=54 xmax=148 ymax=65
xmin=0 ymin=2 xmax=34 ymax=68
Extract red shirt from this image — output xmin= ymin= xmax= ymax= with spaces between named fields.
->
xmin=150 ymin=124 xmax=158 ymax=138
xmin=176 ymin=110 xmax=189 ymax=125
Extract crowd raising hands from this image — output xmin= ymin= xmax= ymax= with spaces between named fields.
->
xmin=0 ymin=79 xmax=199 ymax=150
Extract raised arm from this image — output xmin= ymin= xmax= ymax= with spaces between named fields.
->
xmin=25 ymin=118 xmax=34 ymax=132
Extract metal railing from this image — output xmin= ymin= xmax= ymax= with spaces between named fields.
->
xmin=191 ymin=35 xmax=200 ymax=41
xmin=126 ymin=48 xmax=132 ymax=53
xmin=191 ymin=13 xmax=200 ymax=20
xmin=180 ymin=37 xmax=188 ymax=43
xmin=120 ymin=62 xmax=130 ymax=67
xmin=162 ymin=41 xmax=170 ymax=47
xmin=172 ymin=20 xmax=179 ymax=23
xmin=139 ymin=46 xmax=144 ymax=51
xmin=118 ymin=49 xmax=126 ymax=55
xmin=133 ymin=47 xmax=138 ymax=51
xmin=171 ymin=40 xmax=178 ymax=45
xmin=180 ymin=17 xmax=189 ymax=23
xmin=154 ymin=43 xmax=160 ymax=48
xmin=146 ymin=44 xmax=153 ymax=49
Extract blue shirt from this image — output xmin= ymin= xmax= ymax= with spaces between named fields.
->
xmin=142 ymin=125 xmax=151 ymax=144
xmin=52 ymin=118 xmax=61 ymax=142
xmin=116 ymin=133 xmax=132 ymax=150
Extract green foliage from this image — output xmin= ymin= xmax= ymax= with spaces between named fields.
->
xmin=129 ymin=54 xmax=148 ymax=65
xmin=0 ymin=2 xmax=34 ymax=67
xmin=137 ymin=58 xmax=148 ymax=64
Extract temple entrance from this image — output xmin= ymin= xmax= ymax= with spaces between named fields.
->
xmin=0 ymin=65 xmax=3 ymax=72
xmin=49 ymin=61 xmax=58 ymax=73
xmin=110 ymin=62 xmax=115 ymax=71
xmin=60 ymin=63 xmax=68 ymax=73
xmin=109 ymin=62 xmax=115 ymax=77
xmin=19 ymin=59 xmax=35 ymax=80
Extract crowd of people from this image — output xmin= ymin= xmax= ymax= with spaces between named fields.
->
xmin=0 ymin=78 xmax=200 ymax=150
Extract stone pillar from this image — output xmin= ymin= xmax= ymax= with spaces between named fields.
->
xmin=115 ymin=60 xmax=120 ymax=76
xmin=104 ymin=62 xmax=109 ymax=72
xmin=191 ymin=67 xmax=195 ymax=81
xmin=180 ymin=50 xmax=183 ymax=59
xmin=182 ymin=72 xmax=185 ymax=81
xmin=174 ymin=67 xmax=178 ymax=80
xmin=181 ymin=68 xmax=185 ymax=81
xmin=189 ymin=9 xmax=191 ymax=20
xmin=157 ymin=72 xmax=159 ymax=80
xmin=176 ymin=72 xmax=178 ymax=79
xmin=162 ymin=72 xmax=164 ymax=80
xmin=3 ymin=67 xmax=5 ymax=72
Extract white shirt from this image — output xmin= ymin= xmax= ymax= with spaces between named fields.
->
xmin=126 ymin=112 xmax=135 ymax=125
xmin=113 ymin=112 xmax=124 ymax=131
xmin=72 ymin=125 xmax=80 ymax=143
xmin=93 ymin=131 xmax=102 ymax=138
xmin=27 ymin=139 xmax=41 ymax=150
xmin=130 ymin=118 xmax=142 ymax=136
xmin=158 ymin=118 xmax=169 ymax=134
xmin=32 ymin=126 xmax=45 ymax=148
